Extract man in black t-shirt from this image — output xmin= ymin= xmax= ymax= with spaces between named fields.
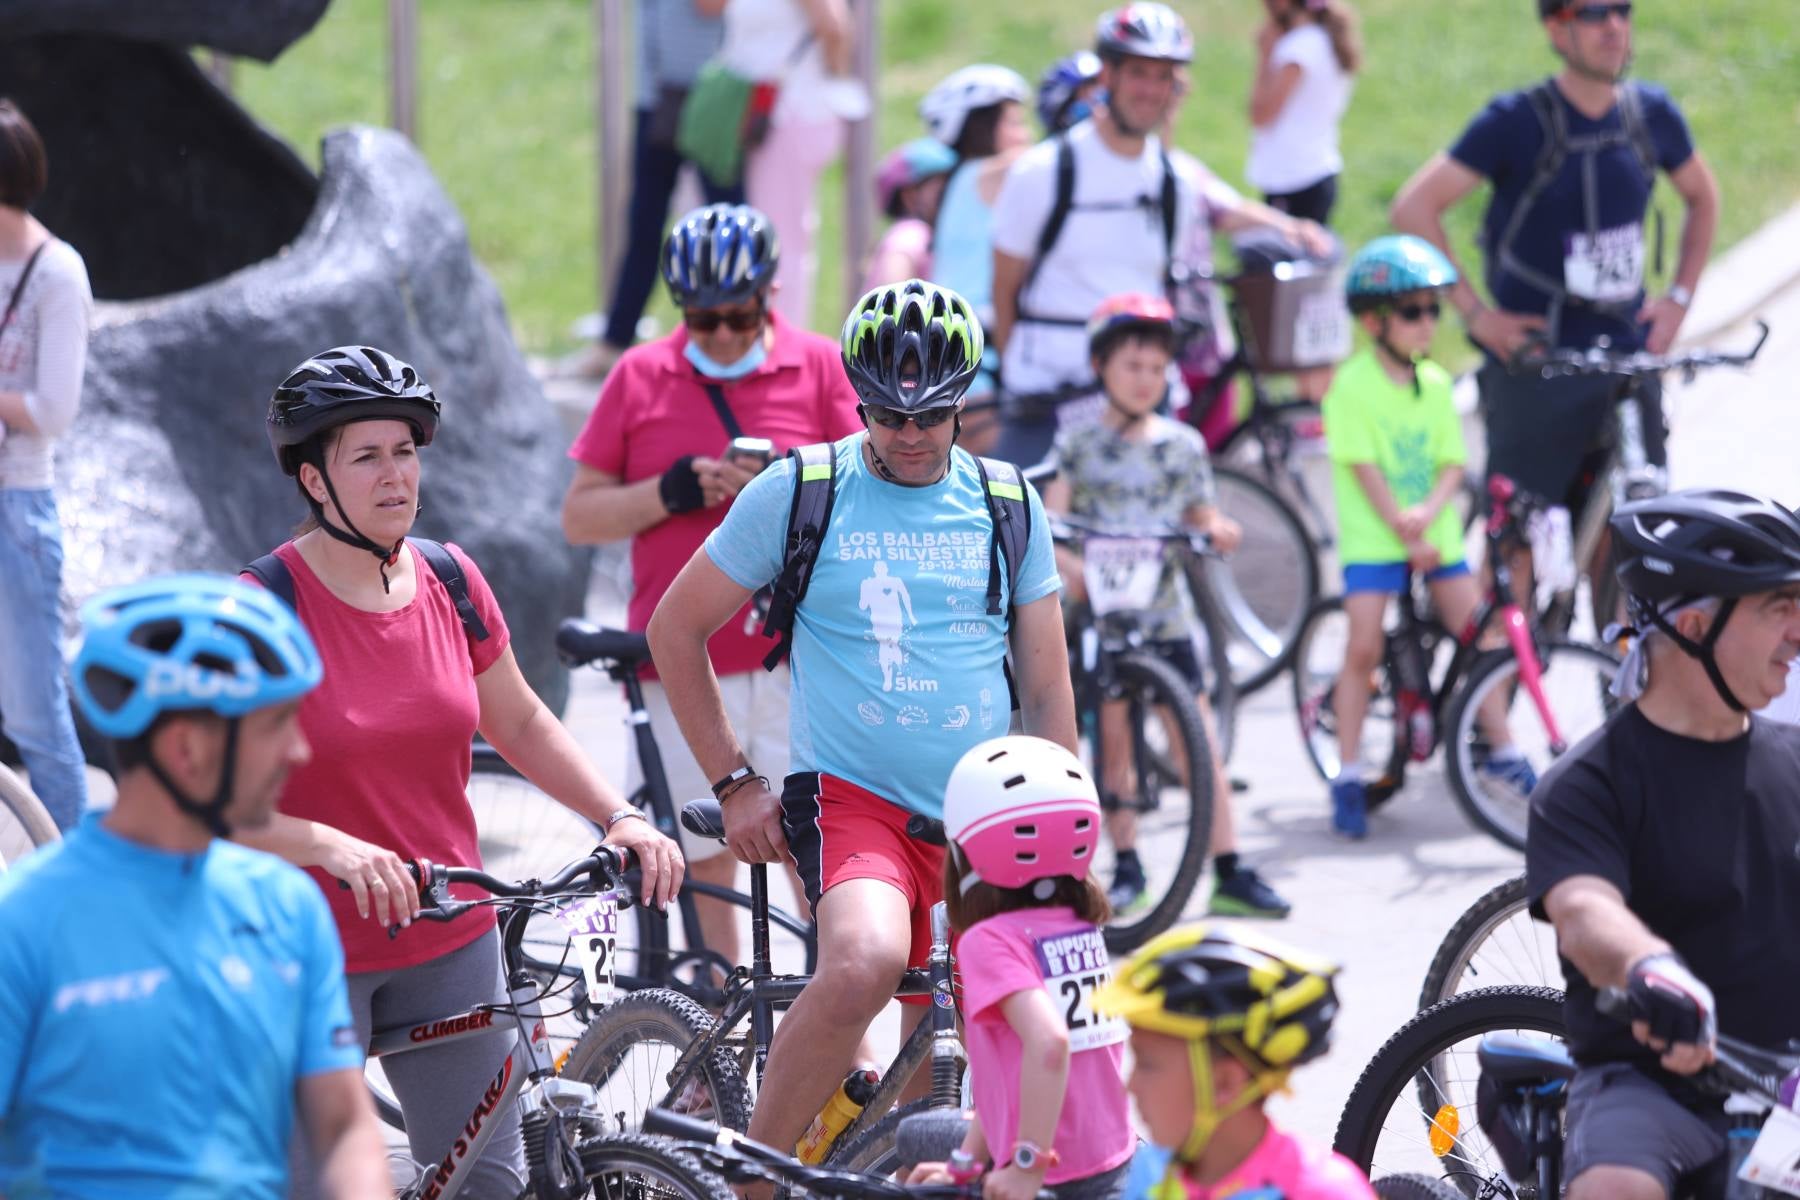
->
xmin=1528 ymin=489 xmax=1800 ymax=1200
xmin=1389 ymin=0 xmax=1719 ymax=527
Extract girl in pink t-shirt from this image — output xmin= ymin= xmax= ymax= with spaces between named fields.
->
xmin=924 ymin=736 xmax=1136 ymax=1200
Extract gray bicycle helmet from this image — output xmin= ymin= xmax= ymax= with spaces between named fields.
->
xmin=839 ymin=279 xmax=984 ymax=410
xmin=661 ymin=204 xmax=780 ymax=310
xmin=1611 ymin=489 xmax=1800 ymax=710
xmin=267 ymin=345 xmax=439 ymax=476
xmin=1095 ymin=3 xmax=1194 ymax=64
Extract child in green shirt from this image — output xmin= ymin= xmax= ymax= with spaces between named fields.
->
xmin=1323 ymin=236 xmax=1535 ymax=839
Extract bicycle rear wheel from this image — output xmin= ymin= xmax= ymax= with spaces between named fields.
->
xmin=1333 ymin=986 xmax=1566 ymax=1197
xmin=0 ymin=762 xmax=59 ymax=871
xmin=560 ymin=988 xmax=754 ymax=1135
xmin=1086 ymin=652 xmax=1214 ymax=953
xmin=1373 ymin=1174 xmax=1472 ymax=1200
xmin=1289 ymin=598 xmax=1405 ymax=808
xmin=1444 ymin=642 xmax=1620 ymax=851
xmin=1208 ymin=465 xmax=1321 ymax=695
xmin=1417 ymin=876 xmax=1559 ymax=1009
xmin=579 ymin=1132 xmax=737 ymax=1200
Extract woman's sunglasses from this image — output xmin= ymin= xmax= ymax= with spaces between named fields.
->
xmin=684 ymin=304 xmax=765 ymax=333
xmin=862 ymin=403 xmax=958 ymax=431
xmin=1391 ymin=301 xmax=1443 ymax=323
xmin=1565 ymin=2 xmax=1631 ymax=23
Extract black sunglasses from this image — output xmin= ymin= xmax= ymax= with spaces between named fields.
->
xmin=862 ymin=403 xmax=958 ymax=431
xmin=1391 ymin=301 xmax=1443 ymax=322
xmin=684 ymin=303 xmax=765 ymax=333
xmin=1567 ymin=2 xmax=1632 ymax=23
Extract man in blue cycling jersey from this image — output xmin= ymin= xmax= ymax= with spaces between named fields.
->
xmin=0 ymin=575 xmax=386 ymax=1198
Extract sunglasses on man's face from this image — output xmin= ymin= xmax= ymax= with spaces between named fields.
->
xmin=1567 ymin=2 xmax=1632 ymax=24
xmin=1391 ymin=301 xmax=1443 ymax=323
xmin=861 ymin=403 xmax=958 ymax=431
xmin=684 ymin=304 xmax=764 ymax=333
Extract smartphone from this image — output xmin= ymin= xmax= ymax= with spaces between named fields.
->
xmin=728 ymin=437 xmax=775 ymax=471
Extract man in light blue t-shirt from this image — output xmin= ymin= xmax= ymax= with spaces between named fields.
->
xmin=649 ymin=280 xmax=1077 ymax=1170
xmin=0 ymin=576 xmax=385 ymax=1199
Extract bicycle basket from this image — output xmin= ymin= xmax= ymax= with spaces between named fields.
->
xmin=1230 ymin=232 xmax=1352 ymax=373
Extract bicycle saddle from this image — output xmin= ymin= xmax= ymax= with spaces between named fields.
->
xmin=681 ymin=799 xmax=727 ymax=842
xmin=556 ymin=618 xmax=651 ymax=669
xmin=1477 ymin=1031 xmax=1576 ymax=1088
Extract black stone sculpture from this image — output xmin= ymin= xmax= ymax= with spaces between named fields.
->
xmin=0 ymin=17 xmax=588 ymax=712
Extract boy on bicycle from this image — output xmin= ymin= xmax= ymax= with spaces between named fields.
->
xmin=1324 ymin=235 xmax=1535 ymax=839
xmin=1093 ymin=924 xmax=1374 ymax=1199
xmin=1040 ymin=293 xmax=1290 ymax=919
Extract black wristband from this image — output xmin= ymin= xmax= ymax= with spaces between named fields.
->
xmin=660 ymin=456 xmax=705 ymax=514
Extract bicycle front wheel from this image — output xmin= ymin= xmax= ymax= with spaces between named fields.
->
xmin=1333 ymin=986 xmax=1566 ymax=1196
xmin=1087 ymin=652 xmax=1214 ymax=953
xmin=1417 ymin=876 xmax=1559 ymax=1009
xmin=1207 ymin=465 xmax=1321 ymax=695
xmin=1289 ymin=598 xmax=1405 ymax=804
xmin=580 ymin=1131 xmax=737 ymax=1200
xmin=0 ymin=762 xmax=59 ymax=871
xmin=1444 ymin=641 xmax=1620 ymax=851
xmin=560 ymin=988 xmax=754 ymax=1135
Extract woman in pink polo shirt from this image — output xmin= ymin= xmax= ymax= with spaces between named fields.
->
xmin=562 ymin=204 xmax=861 ymax=973
xmin=239 ymin=345 xmax=682 ymax=1197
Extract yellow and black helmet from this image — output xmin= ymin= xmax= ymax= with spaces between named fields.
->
xmin=1094 ymin=924 xmax=1342 ymax=1067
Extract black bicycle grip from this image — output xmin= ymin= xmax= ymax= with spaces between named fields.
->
xmin=905 ymin=814 xmax=947 ymax=847
xmin=643 ymin=1107 xmax=729 ymax=1147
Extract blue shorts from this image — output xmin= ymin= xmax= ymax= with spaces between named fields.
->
xmin=1342 ymin=560 xmax=1470 ymax=595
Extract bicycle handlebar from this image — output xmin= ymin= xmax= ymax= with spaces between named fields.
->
xmin=339 ymin=845 xmax=641 ymax=936
xmin=1515 ymin=320 xmax=1770 ymax=381
xmin=1049 ymin=513 xmax=1216 ymax=557
xmin=1596 ymin=986 xmax=1797 ymax=1103
xmin=640 ymin=1109 xmax=1054 ymax=1200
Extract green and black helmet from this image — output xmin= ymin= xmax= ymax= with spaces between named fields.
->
xmin=840 ymin=280 xmax=984 ymax=410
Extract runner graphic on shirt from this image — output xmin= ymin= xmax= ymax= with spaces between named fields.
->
xmin=859 ymin=561 xmax=916 ymax=691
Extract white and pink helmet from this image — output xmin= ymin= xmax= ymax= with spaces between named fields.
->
xmin=943 ymin=736 xmax=1102 ymax=894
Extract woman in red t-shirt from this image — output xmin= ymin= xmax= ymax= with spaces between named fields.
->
xmin=238 ymin=345 xmax=683 ymax=1195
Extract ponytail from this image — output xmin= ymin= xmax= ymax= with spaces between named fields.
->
xmin=1313 ymin=0 xmax=1363 ymax=73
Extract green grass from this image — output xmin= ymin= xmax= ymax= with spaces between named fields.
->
xmin=235 ymin=0 xmax=1800 ymax=356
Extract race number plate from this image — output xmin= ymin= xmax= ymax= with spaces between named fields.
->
xmin=1036 ymin=928 xmax=1127 ymax=1053
xmin=1083 ymin=537 xmax=1164 ymax=616
xmin=556 ymin=895 xmax=619 ymax=1007
xmin=1564 ymin=224 xmax=1645 ymax=303
xmin=1292 ymin=289 xmax=1352 ymax=366
xmin=1740 ymin=1104 xmax=1800 ymax=1196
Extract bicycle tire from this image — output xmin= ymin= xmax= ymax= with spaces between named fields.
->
xmin=1093 ymin=652 xmax=1213 ymax=953
xmin=1333 ymin=985 xmax=1566 ymax=1194
xmin=0 ymin=762 xmax=60 ymax=870
xmin=1416 ymin=876 xmax=1559 ymax=1010
xmin=1444 ymin=641 xmax=1620 ymax=851
xmin=1208 ymin=465 xmax=1321 ymax=695
xmin=1184 ymin=566 xmax=1240 ymax=763
xmin=1288 ymin=598 xmax=1406 ymax=810
xmin=1373 ymin=1173 xmax=1471 ymax=1200
xmin=827 ymin=1097 xmax=935 ymax=1177
xmin=560 ymin=987 xmax=754 ymax=1135
xmin=579 ymin=1131 xmax=737 ymax=1200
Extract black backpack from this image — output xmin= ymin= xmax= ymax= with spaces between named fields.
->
xmin=242 ymin=537 xmax=491 ymax=642
xmin=757 ymin=444 xmax=1032 ymax=670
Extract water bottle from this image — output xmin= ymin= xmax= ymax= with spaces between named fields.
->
xmin=1392 ymin=629 xmax=1434 ymax=762
xmin=1724 ymin=1097 xmax=1763 ymax=1200
xmin=795 ymin=1068 xmax=881 ymax=1164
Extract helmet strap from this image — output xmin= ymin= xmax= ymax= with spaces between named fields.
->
xmin=144 ymin=717 xmax=243 ymax=839
xmin=1176 ymin=1037 xmax=1287 ymax=1163
xmin=1643 ymin=596 xmax=1745 ymax=711
xmin=306 ymin=447 xmax=406 ymax=593
xmin=1373 ymin=316 xmax=1421 ymax=397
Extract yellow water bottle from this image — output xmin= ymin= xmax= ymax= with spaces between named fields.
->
xmin=795 ymin=1068 xmax=880 ymax=1164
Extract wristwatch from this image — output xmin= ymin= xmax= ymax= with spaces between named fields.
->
xmin=1009 ymin=1141 xmax=1057 ymax=1173
xmin=1667 ymin=283 xmax=1694 ymax=309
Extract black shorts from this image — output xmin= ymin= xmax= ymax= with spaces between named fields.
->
xmin=1564 ymin=1062 xmax=1729 ymax=1195
xmin=1478 ymin=361 xmax=1667 ymax=511
xmin=1263 ymin=174 xmax=1339 ymax=226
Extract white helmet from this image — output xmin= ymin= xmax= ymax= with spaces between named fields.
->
xmin=943 ymin=736 xmax=1102 ymax=893
xmin=919 ymin=64 xmax=1031 ymax=147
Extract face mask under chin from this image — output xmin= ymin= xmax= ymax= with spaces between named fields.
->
xmin=685 ymin=336 xmax=769 ymax=381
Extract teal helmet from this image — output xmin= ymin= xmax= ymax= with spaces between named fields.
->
xmin=1345 ymin=235 xmax=1458 ymax=313
xmin=840 ymin=280 xmax=984 ymax=410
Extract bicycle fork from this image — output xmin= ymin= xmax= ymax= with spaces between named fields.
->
xmin=927 ymin=902 xmax=963 ymax=1107
xmin=1500 ymin=605 xmax=1568 ymax=754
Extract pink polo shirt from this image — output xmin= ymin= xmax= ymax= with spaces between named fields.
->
xmin=568 ymin=312 xmax=862 ymax=678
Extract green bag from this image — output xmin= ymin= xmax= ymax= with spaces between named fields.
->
xmin=676 ymin=62 xmax=756 ymax=188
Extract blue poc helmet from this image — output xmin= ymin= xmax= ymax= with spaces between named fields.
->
xmin=1344 ymin=235 xmax=1459 ymax=313
xmin=1038 ymin=51 xmax=1103 ymax=132
xmin=661 ymin=203 xmax=781 ymax=310
xmin=74 ymin=574 xmax=322 ymax=835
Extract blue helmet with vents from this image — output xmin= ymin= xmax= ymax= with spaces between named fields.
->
xmin=74 ymin=574 xmax=322 ymax=740
xmin=661 ymin=204 xmax=781 ymax=310
xmin=1345 ymin=235 xmax=1459 ymax=312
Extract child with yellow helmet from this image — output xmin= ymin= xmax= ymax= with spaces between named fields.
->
xmin=1092 ymin=924 xmax=1375 ymax=1199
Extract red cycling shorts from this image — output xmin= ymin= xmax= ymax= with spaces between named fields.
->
xmin=780 ymin=771 xmax=946 ymax=1004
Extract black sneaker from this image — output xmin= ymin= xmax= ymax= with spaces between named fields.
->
xmin=1107 ymin=858 xmax=1148 ymax=914
xmin=1208 ymin=865 xmax=1292 ymax=919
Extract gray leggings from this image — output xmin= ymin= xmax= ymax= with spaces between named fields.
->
xmin=290 ymin=931 xmax=527 ymax=1199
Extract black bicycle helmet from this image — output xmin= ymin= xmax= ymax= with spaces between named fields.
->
xmin=267 ymin=345 xmax=440 ymax=477
xmin=661 ymin=203 xmax=780 ymax=310
xmin=1611 ymin=489 xmax=1800 ymax=710
xmin=1094 ymin=3 xmax=1194 ymax=64
xmin=839 ymin=279 xmax=984 ymax=411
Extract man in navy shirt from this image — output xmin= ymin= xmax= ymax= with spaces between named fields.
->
xmin=1389 ymin=0 xmax=1718 ymax=518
